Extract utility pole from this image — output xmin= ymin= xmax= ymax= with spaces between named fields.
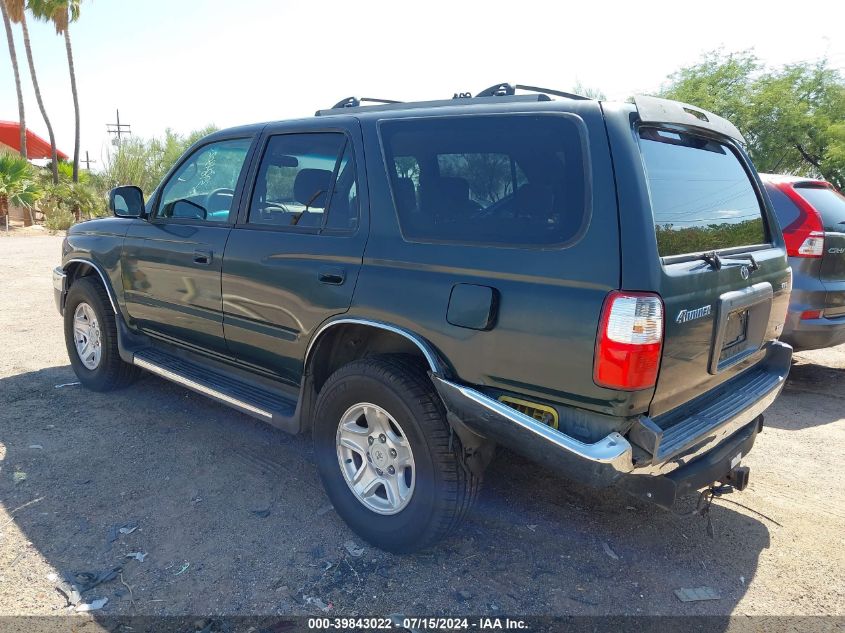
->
xmin=82 ymin=150 xmax=96 ymax=171
xmin=106 ymin=109 xmax=131 ymax=145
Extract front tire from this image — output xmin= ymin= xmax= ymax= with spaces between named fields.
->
xmin=64 ymin=276 xmax=140 ymax=391
xmin=313 ymin=355 xmax=480 ymax=552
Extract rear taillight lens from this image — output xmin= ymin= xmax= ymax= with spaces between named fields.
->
xmin=800 ymin=310 xmax=822 ymax=320
xmin=594 ymin=292 xmax=664 ymax=391
xmin=779 ymin=184 xmax=825 ymax=257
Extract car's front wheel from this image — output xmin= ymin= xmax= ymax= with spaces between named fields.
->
xmin=313 ymin=355 xmax=479 ymax=552
xmin=64 ymin=276 xmax=140 ymax=391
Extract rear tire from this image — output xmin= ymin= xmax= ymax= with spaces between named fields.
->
xmin=64 ymin=276 xmax=140 ymax=391
xmin=313 ymin=355 xmax=480 ymax=552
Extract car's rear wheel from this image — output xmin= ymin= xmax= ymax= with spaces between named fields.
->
xmin=64 ymin=276 xmax=140 ymax=391
xmin=313 ymin=355 xmax=479 ymax=552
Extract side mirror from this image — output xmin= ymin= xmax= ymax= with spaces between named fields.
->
xmin=109 ymin=186 xmax=145 ymax=218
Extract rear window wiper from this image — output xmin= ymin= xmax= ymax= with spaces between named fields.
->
xmin=696 ymin=251 xmax=759 ymax=272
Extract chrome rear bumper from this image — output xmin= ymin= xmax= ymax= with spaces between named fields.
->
xmin=433 ymin=377 xmax=633 ymax=486
xmin=432 ymin=340 xmax=791 ymax=495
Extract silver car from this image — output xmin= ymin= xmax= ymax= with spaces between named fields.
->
xmin=762 ymin=173 xmax=845 ymax=350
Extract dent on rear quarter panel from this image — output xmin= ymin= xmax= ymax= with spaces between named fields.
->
xmin=347 ymin=101 xmax=644 ymax=417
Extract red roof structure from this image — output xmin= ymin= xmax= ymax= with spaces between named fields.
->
xmin=0 ymin=120 xmax=69 ymax=160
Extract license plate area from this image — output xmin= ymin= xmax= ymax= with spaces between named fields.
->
xmin=720 ymin=308 xmax=749 ymax=362
xmin=709 ymin=282 xmax=773 ymax=374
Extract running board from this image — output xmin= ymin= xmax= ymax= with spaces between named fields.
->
xmin=133 ymin=348 xmax=299 ymax=432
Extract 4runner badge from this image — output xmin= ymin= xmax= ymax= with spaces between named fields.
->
xmin=676 ymin=305 xmax=712 ymax=324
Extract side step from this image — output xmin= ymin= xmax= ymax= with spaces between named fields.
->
xmin=133 ymin=348 xmax=299 ymax=432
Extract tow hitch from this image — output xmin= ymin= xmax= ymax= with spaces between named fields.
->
xmin=722 ymin=465 xmax=750 ymax=491
xmin=687 ymin=466 xmax=751 ymax=537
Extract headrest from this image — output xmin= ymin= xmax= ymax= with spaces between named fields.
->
xmin=394 ymin=178 xmax=417 ymax=212
xmin=433 ymin=176 xmax=470 ymax=201
xmin=294 ymin=168 xmax=333 ymax=208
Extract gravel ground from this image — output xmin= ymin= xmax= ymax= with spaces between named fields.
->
xmin=0 ymin=234 xmax=843 ymax=620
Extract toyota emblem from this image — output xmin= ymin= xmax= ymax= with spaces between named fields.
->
xmin=740 ymin=265 xmax=750 ymax=280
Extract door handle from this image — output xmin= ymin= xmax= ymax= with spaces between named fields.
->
xmin=193 ymin=249 xmax=213 ymax=265
xmin=318 ymin=268 xmax=346 ymax=285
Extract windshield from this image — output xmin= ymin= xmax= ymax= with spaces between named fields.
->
xmin=639 ymin=128 xmax=768 ymax=257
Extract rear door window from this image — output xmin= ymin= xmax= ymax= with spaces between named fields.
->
xmin=381 ymin=114 xmax=588 ymax=247
xmin=248 ymin=133 xmax=358 ymax=231
xmin=793 ymin=184 xmax=845 ymax=232
xmin=638 ymin=128 xmax=768 ymax=257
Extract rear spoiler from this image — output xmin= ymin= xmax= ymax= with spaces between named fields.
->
xmin=633 ymin=95 xmax=746 ymax=144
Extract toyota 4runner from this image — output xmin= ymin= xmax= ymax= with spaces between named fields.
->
xmin=53 ymin=85 xmax=793 ymax=552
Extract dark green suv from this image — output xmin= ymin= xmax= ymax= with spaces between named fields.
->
xmin=53 ymin=85 xmax=792 ymax=552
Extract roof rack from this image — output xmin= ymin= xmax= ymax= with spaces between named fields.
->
xmin=475 ymin=83 xmax=591 ymax=101
xmin=329 ymin=96 xmax=403 ymax=110
xmin=316 ymin=83 xmax=592 ymax=116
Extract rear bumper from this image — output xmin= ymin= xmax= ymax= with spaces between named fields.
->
xmin=782 ymin=277 xmax=845 ymax=350
xmin=432 ymin=340 xmax=791 ymax=501
xmin=53 ymin=266 xmax=67 ymax=315
xmin=782 ymin=313 xmax=845 ymax=351
xmin=618 ymin=416 xmax=761 ymax=509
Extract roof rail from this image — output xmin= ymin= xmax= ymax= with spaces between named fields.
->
xmin=475 ymin=83 xmax=591 ymax=101
xmin=329 ymin=96 xmax=403 ymax=110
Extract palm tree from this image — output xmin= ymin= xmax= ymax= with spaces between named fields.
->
xmin=0 ymin=153 xmax=42 ymax=225
xmin=5 ymin=0 xmax=58 ymax=184
xmin=29 ymin=0 xmax=80 ymax=182
xmin=0 ymin=0 xmax=26 ymax=158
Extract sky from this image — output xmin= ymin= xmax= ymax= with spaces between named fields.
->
xmin=1 ymin=0 xmax=844 ymax=171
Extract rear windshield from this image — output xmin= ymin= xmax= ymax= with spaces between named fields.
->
xmin=638 ymin=128 xmax=768 ymax=257
xmin=380 ymin=114 xmax=588 ymax=247
xmin=794 ymin=184 xmax=845 ymax=231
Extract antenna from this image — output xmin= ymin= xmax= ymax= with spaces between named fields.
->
xmin=106 ymin=109 xmax=132 ymax=145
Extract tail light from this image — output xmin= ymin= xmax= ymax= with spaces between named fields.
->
xmin=594 ymin=292 xmax=664 ymax=391
xmin=800 ymin=310 xmax=822 ymax=320
xmin=779 ymin=184 xmax=825 ymax=257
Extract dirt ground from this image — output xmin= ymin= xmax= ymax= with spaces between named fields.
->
xmin=1 ymin=234 xmax=843 ymax=621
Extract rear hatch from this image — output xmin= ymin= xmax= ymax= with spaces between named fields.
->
xmin=791 ymin=183 xmax=845 ymax=317
xmin=635 ymin=127 xmax=791 ymax=417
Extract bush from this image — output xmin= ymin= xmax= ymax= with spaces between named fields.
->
xmin=43 ymin=206 xmax=75 ymax=231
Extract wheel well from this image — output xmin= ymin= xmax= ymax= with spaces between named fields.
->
xmin=306 ymin=323 xmax=431 ymax=396
xmin=63 ymin=260 xmax=119 ymax=314
xmin=65 ymin=261 xmax=97 ymax=286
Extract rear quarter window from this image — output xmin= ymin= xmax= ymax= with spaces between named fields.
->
xmin=638 ymin=128 xmax=768 ymax=257
xmin=380 ymin=114 xmax=589 ymax=247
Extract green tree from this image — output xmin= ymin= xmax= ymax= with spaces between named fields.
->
xmin=97 ymin=125 xmax=218 ymax=197
xmin=661 ymin=50 xmax=845 ymax=190
xmin=4 ymin=0 xmax=59 ymax=183
xmin=38 ymin=159 xmax=103 ymax=222
xmin=0 ymin=0 xmax=26 ymax=157
xmin=0 ymin=153 xmax=42 ymax=223
xmin=4 ymin=0 xmax=58 ymax=184
xmin=28 ymin=0 xmax=82 ymax=182
xmin=571 ymin=81 xmax=606 ymax=100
